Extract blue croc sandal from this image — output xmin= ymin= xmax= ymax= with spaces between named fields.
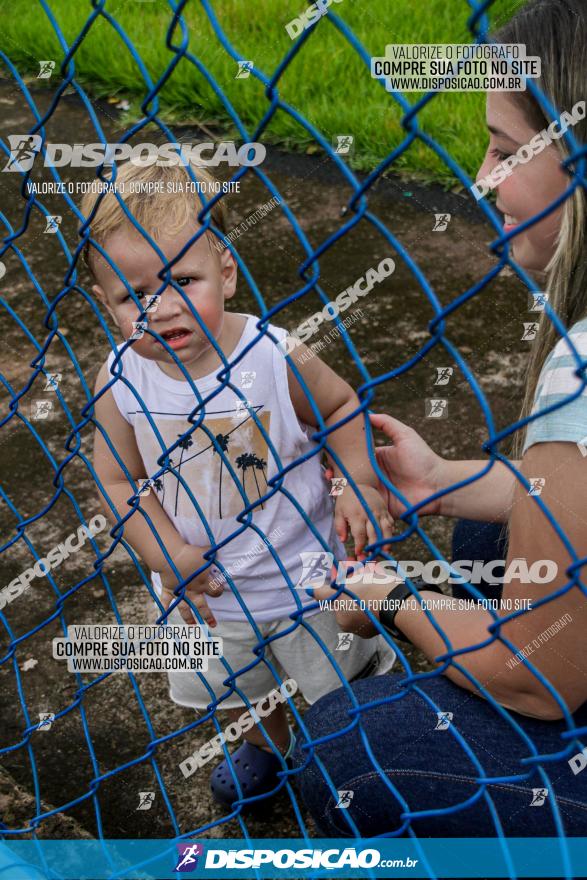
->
xmin=210 ymin=729 xmax=295 ymax=808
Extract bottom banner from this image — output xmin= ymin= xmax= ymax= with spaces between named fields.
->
xmin=0 ymin=837 xmax=585 ymax=879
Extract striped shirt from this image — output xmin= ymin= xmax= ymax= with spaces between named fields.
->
xmin=524 ymin=317 xmax=587 ymax=453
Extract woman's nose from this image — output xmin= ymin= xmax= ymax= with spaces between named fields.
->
xmin=476 ymin=149 xmax=494 ymax=186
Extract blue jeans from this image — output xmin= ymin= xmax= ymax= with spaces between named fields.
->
xmin=450 ymin=518 xmax=507 ymax=602
xmin=293 ymin=675 xmax=587 ymax=837
xmin=293 ymin=521 xmax=587 ymax=837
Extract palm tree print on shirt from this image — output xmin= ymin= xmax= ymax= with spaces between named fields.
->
xmin=133 ymin=405 xmax=270 ymax=520
xmin=174 ymin=434 xmax=194 ymax=516
xmin=236 ymin=452 xmax=268 ymax=509
xmin=213 ymin=433 xmax=231 ymax=519
xmin=153 ymin=476 xmax=165 ymax=506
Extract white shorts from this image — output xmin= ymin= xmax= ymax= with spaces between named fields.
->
xmin=164 ymin=607 xmax=396 ymax=710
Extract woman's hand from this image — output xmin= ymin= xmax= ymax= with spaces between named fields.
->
xmin=157 ymin=543 xmax=222 ymax=628
xmin=368 ymin=413 xmax=445 ymax=519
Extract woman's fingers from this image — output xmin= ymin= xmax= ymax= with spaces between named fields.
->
xmin=369 ymin=412 xmax=411 ymax=442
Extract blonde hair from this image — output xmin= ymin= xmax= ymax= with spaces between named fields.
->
xmin=495 ymin=0 xmax=587 ymax=456
xmin=80 ymin=158 xmax=228 ymax=273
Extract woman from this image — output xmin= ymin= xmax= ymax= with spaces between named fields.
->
xmin=293 ymin=0 xmax=587 ymax=837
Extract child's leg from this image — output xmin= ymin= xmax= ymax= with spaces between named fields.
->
xmin=226 ymin=701 xmax=290 ymax=753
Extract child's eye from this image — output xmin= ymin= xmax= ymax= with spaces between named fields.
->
xmin=175 ymin=276 xmax=195 ymax=287
xmin=122 ymin=289 xmax=146 ymax=302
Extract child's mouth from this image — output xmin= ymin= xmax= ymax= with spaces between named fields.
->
xmin=158 ymin=327 xmax=193 ymax=350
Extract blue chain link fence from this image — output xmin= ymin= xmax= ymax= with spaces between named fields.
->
xmin=0 ymin=0 xmax=586 ymax=877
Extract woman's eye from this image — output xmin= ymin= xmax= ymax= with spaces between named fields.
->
xmin=491 ymin=148 xmax=512 ymax=161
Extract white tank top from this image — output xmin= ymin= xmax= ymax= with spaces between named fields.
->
xmin=107 ymin=314 xmax=344 ymax=621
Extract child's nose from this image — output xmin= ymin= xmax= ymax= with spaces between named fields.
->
xmin=151 ymin=284 xmax=184 ymax=319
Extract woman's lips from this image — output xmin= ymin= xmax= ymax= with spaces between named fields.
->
xmin=500 ymin=210 xmax=520 ymax=234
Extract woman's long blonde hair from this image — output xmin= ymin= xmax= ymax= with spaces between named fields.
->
xmin=494 ymin=0 xmax=587 ymax=456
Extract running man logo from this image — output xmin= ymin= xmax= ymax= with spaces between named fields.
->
xmin=236 ymin=60 xmax=253 ymax=78
xmin=145 ymin=294 xmax=160 ymax=313
xmin=136 ymin=791 xmax=155 ymax=811
xmin=44 ymin=372 xmax=63 ymax=392
xmin=44 ymin=215 xmax=62 ymax=234
xmin=522 ymin=322 xmax=539 ymax=341
xmin=528 ymin=478 xmax=546 ymax=497
xmin=295 ymin=551 xmax=334 ymax=590
xmin=426 ymin=398 xmax=448 ymax=419
xmin=336 ymin=632 xmax=354 ymax=651
xmin=31 ymin=400 xmax=53 ymax=421
xmin=38 ymin=712 xmax=55 ymax=731
xmin=240 ymin=370 xmax=256 ymax=389
xmin=434 ymin=367 xmax=453 ymax=385
xmin=38 ymin=60 xmax=56 ymax=78
xmin=174 ymin=843 xmax=204 ymax=873
xmin=530 ymin=788 xmax=548 ymax=807
xmin=433 ymin=213 xmax=451 ymax=231
xmin=329 ymin=477 xmax=347 ymax=497
xmin=333 ymin=134 xmax=354 ymax=155
xmin=3 ymin=134 xmax=42 ymax=172
xmin=234 ymin=398 xmax=253 ymax=418
xmin=131 ymin=321 xmax=147 ymax=340
xmin=335 ymin=790 xmax=354 ymax=809
xmin=435 ymin=711 xmax=453 ymax=730
xmin=529 ymin=292 xmax=548 ymax=312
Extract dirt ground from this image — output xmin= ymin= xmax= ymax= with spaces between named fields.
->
xmin=0 ymin=78 xmax=530 ymax=844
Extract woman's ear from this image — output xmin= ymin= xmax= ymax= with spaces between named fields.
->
xmin=219 ymin=247 xmax=237 ymax=301
xmin=93 ymin=284 xmax=119 ymax=327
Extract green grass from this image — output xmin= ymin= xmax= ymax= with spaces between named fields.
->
xmin=0 ymin=0 xmax=521 ymax=185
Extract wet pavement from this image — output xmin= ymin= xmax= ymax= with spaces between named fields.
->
xmin=0 ymin=79 xmax=529 ymax=839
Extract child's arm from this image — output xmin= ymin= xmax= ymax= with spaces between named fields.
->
xmin=93 ymin=361 xmax=220 ymax=626
xmin=286 ymin=342 xmax=393 ymax=559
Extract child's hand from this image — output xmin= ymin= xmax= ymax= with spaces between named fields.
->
xmin=157 ymin=544 xmax=222 ymax=628
xmin=334 ymin=483 xmax=394 ymax=560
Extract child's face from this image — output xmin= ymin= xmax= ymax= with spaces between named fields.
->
xmin=476 ymin=91 xmax=568 ymax=271
xmin=92 ymin=221 xmax=236 ymax=372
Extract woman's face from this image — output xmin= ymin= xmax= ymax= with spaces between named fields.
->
xmin=476 ymin=91 xmax=569 ymax=271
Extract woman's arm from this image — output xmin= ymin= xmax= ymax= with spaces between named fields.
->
xmin=318 ymin=440 xmax=587 ymax=721
xmin=397 ymin=442 xmax=587 ymax=719
xmin=436 ymin=458 xmax=518 ymax=522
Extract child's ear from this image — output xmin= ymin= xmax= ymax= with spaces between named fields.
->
xmin=92 ymin=284 xmax=119 ymax=327
xmin=219 ymin=248 xmax=237 ymax=301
